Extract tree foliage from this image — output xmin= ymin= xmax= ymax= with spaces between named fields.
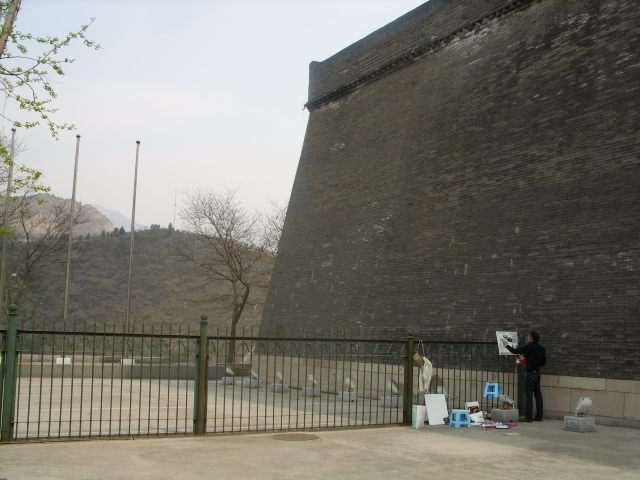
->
xmin=0 ymin=131 xmax=49 ymax=238
xmin=0 ymin=0 xmax=100 ymax=138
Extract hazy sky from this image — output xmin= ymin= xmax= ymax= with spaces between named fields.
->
xmin=6 ymin=0 xmax=425 ymax=228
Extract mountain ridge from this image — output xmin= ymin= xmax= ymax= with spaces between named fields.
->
xmin=94 ymin=204 xmax=148 ymax=232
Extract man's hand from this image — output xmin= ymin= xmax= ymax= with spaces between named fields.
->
xmin=501 ymin=340 xmax=508 ymax=346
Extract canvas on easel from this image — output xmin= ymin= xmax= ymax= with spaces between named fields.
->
xmin=496 ymin=331 xmax=518 ymax=355
xmin=424 ymin=394 xmax=448 ymax=426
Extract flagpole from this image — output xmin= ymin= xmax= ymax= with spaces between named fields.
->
xmin=124 ymin=140 xmax=140 ymax=337
xmin=62 ymin=134 xmax=81 ymax=331
xmin=173 ymin=188 xmax=177 ymax=228
xmin=0 ymin=128 xmax=16 ymax=318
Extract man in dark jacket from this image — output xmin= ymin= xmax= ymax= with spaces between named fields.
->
xmin=502 ymin=330 xmax=546 ymax=422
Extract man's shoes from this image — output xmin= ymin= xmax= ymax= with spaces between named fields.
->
xmin=533 ymin=418 xmax=542 ymax=422
xmin=522 ymin=418 xmax=533 ymax=423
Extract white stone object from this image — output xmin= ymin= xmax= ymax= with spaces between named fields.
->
xmin=220 ymin=377 xmax=235 ymax=385
xmin=301 ymin=387 xmax=320 ymax=397
xmin=564 ymin=416 xmax=596 ymax=432
xmin=121 ymin=359 xmax=135 ymax=366
xmin=574 ymin=397 xmax=592 ymax=416
xmin=379 ymin=396 xmax=403 ymax=408
xmin=344 ymin=377 xmax=357 ymax=392
xmin=386 ymin=381 xmax=400 ymax=396
xmin=56 ymin=357 xmax=71 ymax=365
xmin=498 ymin=395 xmax=515 ymax=409
xmin=338 ymin=392 xmax=358 ymax=402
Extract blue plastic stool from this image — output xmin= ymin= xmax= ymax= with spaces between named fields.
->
xmin=483 ymin=382 xmax=501 ymax=400
xmin=449 ymin=409 xmax=471 ymax=428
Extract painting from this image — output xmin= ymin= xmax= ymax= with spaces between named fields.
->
xmin=496 ymin=331 xmax=518 ymax=355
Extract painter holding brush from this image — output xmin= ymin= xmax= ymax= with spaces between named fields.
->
xmin=502 ymin=331 xmax=546 ymax=422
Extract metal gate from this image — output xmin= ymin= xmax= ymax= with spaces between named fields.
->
xmin=1 ymin=309 xmax=518 ymax=441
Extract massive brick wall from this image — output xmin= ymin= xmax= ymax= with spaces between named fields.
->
xmin=308 ymin=0 xmax=508 ymax=100
xmin=263 ymin=0 xmax=640 ymax=381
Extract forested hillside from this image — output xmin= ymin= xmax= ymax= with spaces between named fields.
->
xmin=14 ymin=227 xmax=269 ymax=332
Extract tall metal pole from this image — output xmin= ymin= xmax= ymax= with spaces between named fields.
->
xmin=173 ymin=188 xmax=177 ymax=228
xmin=124 ymin=140 xmax=140 ymax=337
xmin=0 ymin=128 xmax=16 ymax=318
xmin=62 ymin=134 xmax=81 ymax=331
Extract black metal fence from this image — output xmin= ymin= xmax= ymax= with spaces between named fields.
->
xmin=0 ymin=310 xmax=518 ymax=442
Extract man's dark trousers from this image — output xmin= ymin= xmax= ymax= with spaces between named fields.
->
xmin=525 ymin=371 xmax=543 ymax=420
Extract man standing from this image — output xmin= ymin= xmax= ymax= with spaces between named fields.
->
xmin=502 ymin=331 xmax=546 ymax=422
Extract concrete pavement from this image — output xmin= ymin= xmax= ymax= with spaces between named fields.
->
xmin=1 ymin=420 xmax=639 ymax=479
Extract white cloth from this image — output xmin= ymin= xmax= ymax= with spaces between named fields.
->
xmin=418 ymin=357 xmax=433 ymax=394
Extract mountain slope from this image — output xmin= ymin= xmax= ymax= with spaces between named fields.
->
xmin=17 ymin=228 xmax=268 ymax=332
xmin=94 ymin=204 xmax=148 ymax=231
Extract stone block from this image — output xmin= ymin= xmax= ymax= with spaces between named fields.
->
xmin=558 ymin=376 xmax=606 ymax=391
xmin=623 ymin=393 xmax=640 ymax=420
xmin=243 ymin=379 xmax=261 ymax=389
xmin=491 ymin=409 xmax=519 ymax=423
xmin=270 ymin=384 xmax=289 ymax=393
xmin=607 ymin=379 xmax=640 ymax=394
xmin=379 ymin=396 xmax=402 ymax=408
xmin=301 ymin=387 xmax=320 ymax=397
xmin=220 ymin=377 xmax=235 ymax=385
xmin=338 ymin=392 xmax=358 ymax=402
xmin=564 ymin=416 xmax=596 ymax=432
xmin=570 ymin=389 xmax=624 ymax=418
xmin=543 ymin=386 xmax=572 ymax=413
xmin=540 ymin=375 xmax=559 ymax=388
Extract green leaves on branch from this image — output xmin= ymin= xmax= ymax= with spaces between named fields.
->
xmin=0 ymin=1 xmax=100 ymax=138
xmin=0 ymin=134 xmax=49 ymax=237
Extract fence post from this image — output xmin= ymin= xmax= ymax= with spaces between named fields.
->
xmin=1 ymin=304 xmax=18 ymax=442
xmin=517 ymin=333 xmax=525 ymax=416
xmin=194 ymin=314 xmax=208 ymax=435
xmin=403 ymin=330 xmax=414 ymax=425
xmin=517 ymin=364 xmax=526 ymax=416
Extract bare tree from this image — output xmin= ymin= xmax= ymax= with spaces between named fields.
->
xmin=262 ymin=198 xmax=288 ymax=259
xmin=5 ymin=193 xmax=87 ymax=313
xmin=172 ymin=188 xmax=270 ymax=364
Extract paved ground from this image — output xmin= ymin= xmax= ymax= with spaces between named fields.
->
xmin=1 ymin=420 xmax=638 ymax=479
xmin=12 ymin=379 xmax=400 ymax=438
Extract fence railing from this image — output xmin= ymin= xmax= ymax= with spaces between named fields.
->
xmin=0 ymin=307 xmax=519 ymax=442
